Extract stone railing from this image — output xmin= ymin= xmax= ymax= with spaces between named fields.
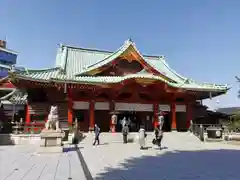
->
xmin=10 ymin=121 xmax=45 ymax=134
xmin=0 ymin=121 xmax=75 ymax=145
xmin=191 ymin=124 xmax=224 ymax=142
xmin=0 ymin=121 xmax=76 ymax=135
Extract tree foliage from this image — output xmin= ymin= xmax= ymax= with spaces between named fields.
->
xmin=228 ymin=112 xmax=240 ymax=132
xmin=236 ymin=76 xmax=240 ymax=98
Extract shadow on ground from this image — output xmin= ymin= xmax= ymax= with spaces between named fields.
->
xmin=94 ymin=149 xmax=240 ymax=180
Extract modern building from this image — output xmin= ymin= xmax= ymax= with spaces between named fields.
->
xmin=0 ymin=40 xmax=17 ymax=77
xmin=9 ymin=39 xmax=229 ymax=132
xmin=0 ymin=40 xmax=25 ymax=123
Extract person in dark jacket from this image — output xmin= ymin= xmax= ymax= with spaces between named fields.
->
xmin=93 ymin=124 xmax=100 ymax=145
xmin=122 ymin=123 xmax=129 ymax=144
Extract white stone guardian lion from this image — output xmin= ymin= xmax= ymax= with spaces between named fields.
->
xmin=45 ymin=105 xmax=60 ymax=131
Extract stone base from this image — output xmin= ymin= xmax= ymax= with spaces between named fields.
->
xmin=38 ymin=146 xmax=63 ymax=153
xmin=225 ymin=134 xmax=240 ymax=141
xmin=40 ymin=130 xmax=63 ymax=146
xmin=205 ymin=138 xmax=223 ymax=142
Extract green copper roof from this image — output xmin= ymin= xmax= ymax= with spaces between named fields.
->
xmin=11 ymin=39 xmax=229 ymax=93
xmin=14 ymin=67 xmax=228 ymax=92
xmin=55 ymin=39 xmax=187 ymax=82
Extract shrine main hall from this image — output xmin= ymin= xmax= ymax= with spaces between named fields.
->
xmin=9 ymin=39 xmax=229 ymax=132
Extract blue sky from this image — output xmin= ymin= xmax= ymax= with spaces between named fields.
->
xmin=1 ymin=0 xmax=239 ymax=109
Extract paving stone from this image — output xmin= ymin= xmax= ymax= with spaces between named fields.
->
xmin=1 ymin=132 xmax=240 ymax=180
xmin=80 ymin=132 xmax=240 ymax=180
xmin=0 ymin=145 xmax=86 ymax=180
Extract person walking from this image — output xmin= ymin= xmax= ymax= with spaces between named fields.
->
xmin=138 ymin=125 xmax=147 ymax=149
xmin=153 ymin=125 xmax=163 ymax=149
xmin=158 ymin=111 xmax=165 ymax=131
xmin=122 ymin=123 xmax=129 ymax=144
xmin=93 ymin=124 xmax=100 ymax=145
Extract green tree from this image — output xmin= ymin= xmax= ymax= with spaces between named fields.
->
xmin=235 ymin=76 xmax=240 ymax=98
xmin=228 ymin=112 xmax=240 ymax=132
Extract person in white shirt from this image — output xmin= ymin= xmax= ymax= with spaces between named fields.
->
xmin=158 ymin=111 xmax=165 ymax=131
xmin=138 ymin=125 xmax=147 ymax=149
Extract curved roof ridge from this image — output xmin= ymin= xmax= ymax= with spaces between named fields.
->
xmin=61 ymin=42 xmax=164 ymax=59
xmin=157 ymin=57 xmax=228 ymax=88
xmin=55 ymin=74 xmax=229 ymax=90
xmin=158 ymin=56 xmax=187 ymax=81
xmin=13 ymin=70 xmax=229 ymax=93
xmin=64 ymin=45 xmax=113 ymax=54
xmin=24 ymin=67 xmax=60 ymax=73
xmin=17 ymin=67 xmax=61 ymax=76
xmin=86 ymin=39 xmax=132 ymax=69
xmin=75 ymin=40 xmax=179 ymax=83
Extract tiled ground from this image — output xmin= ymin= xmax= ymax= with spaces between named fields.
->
xmin=1 ymin=132 xmax=240 ymax=180
xmin=80 ymin=132 xmax=240 ymax=180
xmin=0 ymin=145 xmax=86 ymax=180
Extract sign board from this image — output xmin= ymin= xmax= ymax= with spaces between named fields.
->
xmin=176 ymin=105 xmax=186 ymax=112
xmin=159 ymin=104 xmax=170 ymax=112
xmin=73 ymin=101 xmax=89 ymax=110
xmin=115 ymin=103 xmax=153 ymax=112
xmin=95 ymin=102 xmax=110 ymax=110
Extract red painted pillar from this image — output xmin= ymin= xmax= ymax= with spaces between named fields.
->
xmin=109 ymin=101 xmax=116 ymax=132
xmin=171 ymin=102 xmax=176 ymax=131
xmin=89 ymin=101 xmax=95 ymax=131
xmin=67 ymin=88 xmax=73 ymax=126
xmin=153 ymin=103 xmax=159 ymax=128
xmin=25 ymin=104 xmax=31 ymax=123
xmin=25 ymin=104 xmax=31 ymax=133
xmin=186 ymin=103 xmax=192 ymax=129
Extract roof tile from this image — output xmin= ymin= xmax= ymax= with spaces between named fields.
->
xmin=13 ymin=39 xmax=229 ymax=92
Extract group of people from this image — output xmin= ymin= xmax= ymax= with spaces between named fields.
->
xmin=92 ymin=111 xmax=165 ymax=150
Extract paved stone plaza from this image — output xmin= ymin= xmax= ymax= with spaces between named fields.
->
xmin=80 ymin=132 xmax=240 ymax=180
xmin=1 ymin=132 xmax=240 ymax=180
xmin=0 ymin=145 xmax=86 ymax=180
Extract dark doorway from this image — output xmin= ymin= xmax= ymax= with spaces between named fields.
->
xmin=73 ymin=110 xmax=89 ymax=131
xmin=116 ymin=111 xmax=154 ymax=132
xmin=95 ymin=110 xmax=110 ymax=132
xmin=162 ymin=112 xmax=171 ymax=132
xmin=136 ymin=112 xmax=154 ymax=132
xmin=116 ymin=111 xmax=140 ymax=132
xmin=116 ymin=112 xmax=132 ymax=132
xmin=176 ymin=112 xmax=187 ymax=132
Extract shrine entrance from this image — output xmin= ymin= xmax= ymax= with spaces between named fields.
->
xmin=162 ymin=112 xmax=171 ymax=132
xmin=116 ymin=111 xmax=154 ymax=132
xmin=114 ymin=103 xmax=154 ymax=132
